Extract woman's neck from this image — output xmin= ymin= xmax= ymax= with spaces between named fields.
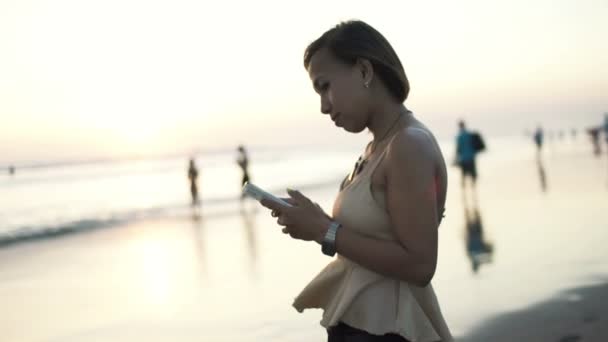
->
xmin=368 ymin=102 xmax=408 ymax=143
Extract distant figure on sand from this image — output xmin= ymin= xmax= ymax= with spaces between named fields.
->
xmin=236 ymin=145 xmax=251 ymax=191
xmin=188 ymin=158 xmax=200 ymax=206
xmin=533 ymin=126 xmax=548 ymax=191
xmin=533 ymin=125 xmax=544 ymax=154
xmin=8 ymin=165 xmax=15 ymax=176
xmin=456 ymin=120 xmax=484 ymax=195
xmin=588 ymin=127 xmax=602 ymax=156
xmin=604 ymin=114 xmax=608 ymax=146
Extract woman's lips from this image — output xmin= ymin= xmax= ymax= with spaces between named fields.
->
xmin=332 ymin=114 xmax=341 ymax=126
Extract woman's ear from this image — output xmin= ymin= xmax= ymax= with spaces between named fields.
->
xmin=357 ymin=58 xmax=374 ymax=87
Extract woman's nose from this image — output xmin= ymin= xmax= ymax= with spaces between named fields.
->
xmin=320 ymin=96 xmax=331 ymax=114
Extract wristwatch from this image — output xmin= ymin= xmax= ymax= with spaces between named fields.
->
xmin=321 ymin=221 xmax=341 ymax=256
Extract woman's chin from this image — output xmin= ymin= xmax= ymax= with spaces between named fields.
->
xmin=343 ymin=124 xmax=366 ymax=134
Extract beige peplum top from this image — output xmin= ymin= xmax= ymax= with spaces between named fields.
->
xmin=293 ymin=132 xmax=453 ymax=342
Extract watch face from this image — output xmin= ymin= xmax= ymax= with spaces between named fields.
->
xmin=322 ymin=243 xmax=336 ymax=256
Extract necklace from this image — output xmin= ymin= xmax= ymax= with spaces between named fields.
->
xmin=347 ymin=111 xmax=405 ymax=182
xmin=369 ymin=111 xmax=405 ymax=155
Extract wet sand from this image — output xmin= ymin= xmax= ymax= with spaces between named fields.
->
xmin=460 ymin=281 xmax=608 ymax=342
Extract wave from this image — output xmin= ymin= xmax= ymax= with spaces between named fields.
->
xmin=0 ymin=176 xmax=343 ymax=248
xmin=0 ymin=197 xmax=232 ymax=248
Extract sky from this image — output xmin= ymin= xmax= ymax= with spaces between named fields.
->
xmin=1 ymin=0 xmax=607 ymax=164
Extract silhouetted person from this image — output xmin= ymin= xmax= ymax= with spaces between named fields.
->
xmin=455 ymin=120 xmax=483 ymax=202
xmin=588 ymin=127 xmax=602 ymax=156
xmin=533 ymin=125 xmax=544 ymax=154
xmin=188 ymin=158 xmax=200 ymax=206
xmin=532 ymin=126 xmax=548 ymax=191
xmin=603 ymin=114 xmax=608 ymax=148
xmin=8 ymin=165 xmax=15 ymax=176
xmin=464 ymin=204 xmax=493 ymax=273
xmin=237 ymin=145 xmax=251 ymax=197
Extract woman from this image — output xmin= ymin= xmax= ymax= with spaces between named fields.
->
xmin=261 ymin=20 xmax=453 ymax=342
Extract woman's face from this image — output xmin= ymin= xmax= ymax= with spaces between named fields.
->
xmin=307 ymin=48 xmax=370 ymax=133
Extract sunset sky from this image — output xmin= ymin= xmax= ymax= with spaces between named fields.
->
xmin=1 ymin=0 xmax=607 ymax=164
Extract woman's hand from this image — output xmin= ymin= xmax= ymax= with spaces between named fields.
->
xmin=260 ymin=189 xmax=333 ymax=244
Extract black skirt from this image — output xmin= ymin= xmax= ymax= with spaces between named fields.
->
xmin=327 ymin=322 xmax=410 ymax=342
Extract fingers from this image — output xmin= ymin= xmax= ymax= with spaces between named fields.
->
xmin=270 ymin=208 xmax=289 ymax=226
xmin=287 ymin=188 xmax=310 ymax=204
xmin=277 ymin=214 xmax=290 ymax=226
xmin=260 ymin=198 xmax=283 ymax=211
xmin=259 ymin=198 xmax=273 ymax=210
xmin=280 ymin=197 xmax=298 ymax=206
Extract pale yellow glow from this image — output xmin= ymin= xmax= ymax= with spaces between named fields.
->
xmin=1 ymin=0 xmax=607 ymax=163
xmin=133 ymin=234 xmax=175 ymax=305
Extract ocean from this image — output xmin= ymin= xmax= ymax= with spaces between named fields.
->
xmin=0 ymin=134 xmax=593 ymax=246
xmin=0 ymin=144 xmax=361 ymax=244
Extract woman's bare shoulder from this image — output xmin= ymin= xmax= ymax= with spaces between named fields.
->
xmin=387 ymin=125 xmax=438 ymax=161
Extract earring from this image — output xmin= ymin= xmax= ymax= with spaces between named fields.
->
xmin=364 ymin=82 xmax=370 ymax=88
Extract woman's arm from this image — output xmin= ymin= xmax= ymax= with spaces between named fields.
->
xmin=332 ymin=129 xmax=440 ymax=286
xmin=261 ymin=129 xmax=441 ymax=286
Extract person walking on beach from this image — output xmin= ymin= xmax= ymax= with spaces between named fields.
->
xmin=604 ymin=113 xmax=608 ymax=151
xmin=187 ymin=158 xmax=200 ymax=206
xmin=533 ymin=125 xmax=544 ymax=155
xmin=236 ymin=145 xmax=251 ymax=198
xmin=588 ymin=127 xmax=602 ymax=156
xmin=455 ymin=120 xmax=483 ymax=201
xmin=532 ymin=126 xmax=547 ymax=190
xmin=261 ymin=20 xmax=452 ymax=342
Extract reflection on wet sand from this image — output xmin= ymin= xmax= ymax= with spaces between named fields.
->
xmin=187 ymin=203 xmax=261 ymax=281
xmin=605 ymin=151 xmax=608 ymax=189
xmin=191 ymin=209 xmax=206 ymax=278
xmin=464 ymin=201 xmax=494 ymax=273
xmin=536 ymin=155 xmax=548 ymax=192
xmin=240 ymin=205 xmax=259 ymax=278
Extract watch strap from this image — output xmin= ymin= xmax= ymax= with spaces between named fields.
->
xmin=321 ymin=221 xmax=341 ymax=256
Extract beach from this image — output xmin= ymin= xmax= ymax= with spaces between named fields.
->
xmin=460 ymin=281 xmax=608 ymax=342
xmin=1 ymin=137 xmax=607 ymax=341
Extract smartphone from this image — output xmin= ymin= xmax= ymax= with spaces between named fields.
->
xmin=242 ymin=182 xmax=293 ymax=207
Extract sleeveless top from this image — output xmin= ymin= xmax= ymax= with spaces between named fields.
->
xmin=293 ymin=131 xmax=453 ymax=342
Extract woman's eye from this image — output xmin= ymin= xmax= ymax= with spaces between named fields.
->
xmin=320 ymin=83 xmax=329 ymax=91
